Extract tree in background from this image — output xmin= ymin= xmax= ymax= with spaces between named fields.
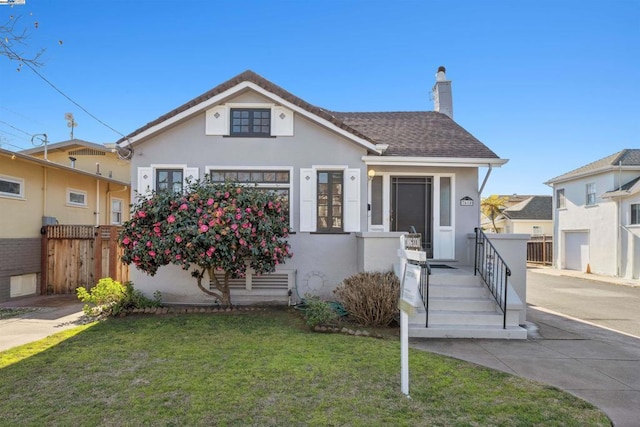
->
xmin=481 ymin=194 xmax=509 ymax=233
xmin=119 ymin=178 xmax=292 ymax=306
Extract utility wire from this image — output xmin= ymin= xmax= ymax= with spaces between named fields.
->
xmin=0 ymin=105 xmax=48 ymax=128
xmin=0 ymin=119 xmax=33 ymax=137
xmin=3 ymin=42 xmax=127 ymax=139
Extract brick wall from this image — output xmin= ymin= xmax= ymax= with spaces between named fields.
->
xmin=0 ymin=238 xmax=41 ymax=302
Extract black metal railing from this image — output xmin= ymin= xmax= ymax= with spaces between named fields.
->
xmin=474 ymin=228 xmax=510 ymax=329
xmin=418 ymin=260 xmax=431 ymax=327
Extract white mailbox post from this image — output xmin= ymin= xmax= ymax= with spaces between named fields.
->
xmin=397 ymin=234 xmax=426 ymax=397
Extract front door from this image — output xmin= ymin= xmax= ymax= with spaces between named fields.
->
xmin=391 ymin=176 xmax=433 ymax=258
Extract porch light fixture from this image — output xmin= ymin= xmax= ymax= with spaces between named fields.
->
xmin=367 ymin=169 xmax=376 ymax=180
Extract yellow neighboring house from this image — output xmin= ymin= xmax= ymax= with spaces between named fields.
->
xmin=0 ymin=146 xmax=130 ymax=302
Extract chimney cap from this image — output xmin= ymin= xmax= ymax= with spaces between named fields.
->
xmin=437 ymin=65 xmax=446 ymax=73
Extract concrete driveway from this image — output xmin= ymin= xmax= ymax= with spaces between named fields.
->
xmin=0 ymin=295 xmax=86 ymax=352
xmin=411 ymin=268 xmax=640 ymax=427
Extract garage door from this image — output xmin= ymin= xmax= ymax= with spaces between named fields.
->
xmin=564 ymin=231 xmax=589 ymax=271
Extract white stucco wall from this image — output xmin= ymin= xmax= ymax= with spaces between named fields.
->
xmin=552 ymin=173 xmax=620 ymax=276
xmin=127 ymin=90 xmax=490 ymax=303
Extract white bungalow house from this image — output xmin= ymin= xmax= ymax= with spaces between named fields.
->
xmin=546 ymin=149 xmax=640 ymax=279
xmin=116 ymin=68 xmax=528 ymax=338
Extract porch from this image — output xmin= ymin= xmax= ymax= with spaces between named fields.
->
xmin=357 ymin=230 xmax=529 ymax=340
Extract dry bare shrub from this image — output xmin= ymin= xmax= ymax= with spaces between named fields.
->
xmin=333 ymin=271 xmax=399 ymax=327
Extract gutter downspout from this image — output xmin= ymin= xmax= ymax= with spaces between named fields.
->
xmin=478 ymin=163 xmax=493 ymax=195
xmin=42 ymin=167 xmax=48 ymax=220
xmin=95 ymin=180 xmax=100 ymax=226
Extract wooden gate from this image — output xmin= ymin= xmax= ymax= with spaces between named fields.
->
xmin=527 ymin=235 xmax=553 ymax=266
xmin=41 ymin=225 xmax=129 ymax=295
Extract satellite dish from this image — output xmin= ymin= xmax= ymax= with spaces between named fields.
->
xmin=115 ymin=144 xmax=133 ymax=161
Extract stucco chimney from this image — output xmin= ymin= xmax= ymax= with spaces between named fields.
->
xmin=433 ymin=66 xmax=453 ymax=119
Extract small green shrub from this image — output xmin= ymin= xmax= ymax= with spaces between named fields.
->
xmin=333 ymin=271 xmax=400 ymax=327
xmin=302 ymin=294 xmax=338 ymax=328
xmin=77 ymin=278 xmax=162 ymax=317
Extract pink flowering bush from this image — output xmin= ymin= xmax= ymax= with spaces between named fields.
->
xmin=119 ymin=178 xmax=292 ymax=306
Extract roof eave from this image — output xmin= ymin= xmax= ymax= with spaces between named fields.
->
xmin=119 ymin=81 xmax=379 ymax=153
xmin=546 ymin=165 xmax=640 ymax=186
xmin=362 ymin=156 xmax=508 ymax=167
xmin=0 ymin=149 xmax=130 ymax=186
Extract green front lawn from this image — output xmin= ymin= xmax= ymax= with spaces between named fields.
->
xmin=0 ymin=310 xmax=609 ymax=426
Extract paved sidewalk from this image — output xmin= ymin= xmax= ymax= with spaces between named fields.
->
xmin=0 ymin=295 xmax=86 ymax=352
xmin=528 ymin=265 xmax=640 ymax=288
xmin=411 ymin=305 xmax=640 ymax=427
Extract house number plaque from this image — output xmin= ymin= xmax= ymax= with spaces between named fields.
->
xmin=460 ymin=196 xmax=474 ymax=206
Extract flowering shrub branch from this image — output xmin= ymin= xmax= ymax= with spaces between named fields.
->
xmin=119 ymin=178 xmax=292 ymax=306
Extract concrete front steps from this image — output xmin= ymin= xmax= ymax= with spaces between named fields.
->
xmin=408 ymin=267 xmax=527 ymax=339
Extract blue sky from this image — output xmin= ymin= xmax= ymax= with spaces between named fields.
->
xmin=1 ymin=0 xmax=638 ymax=196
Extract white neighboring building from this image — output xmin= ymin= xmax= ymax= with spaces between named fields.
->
xmin=545 ymin=149 xmax=640 ymax=279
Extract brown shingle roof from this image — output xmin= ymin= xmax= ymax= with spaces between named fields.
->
xmin=118 ymin=70 xmax=500 ymax=160
xmin=330 ymin=111 xmax=499 ymax=158
xmin=117 ymin=70 xmax=375 ymax=146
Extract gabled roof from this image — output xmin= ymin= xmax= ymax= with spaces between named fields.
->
xmin=501 ymin=196 xmax=552 ymax=221
xmin=331 ymin=111 xmax=498 ymax=158
xmin=603 ymin=175 xmax=640 ymax=199
xmin=117 ymin=70 xmax=375 ymax=148
xmin=20 ymin=139 xmax=110 ymax=155
xmin=0 ymin=148 xmax=130 ymax=186
xmin=546 ymin=149 xmax=640 ymax=185
xmin=117 ymin=70 xmax=502 ymax=162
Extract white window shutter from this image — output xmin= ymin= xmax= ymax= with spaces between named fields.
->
xmin=271 ymin=106 xmax=294 ymax=136
xmin=184 ymin=167 xmax=199 ymax=189
xmin=299 ymin=168 xmax=316 ymax=232
xmin=344 ymin=168 xmax=361 ymax=232
xmin=205 ymin=105 xmax=229 ymax=135
xmin=137 ymin=167 xmax=153 ymax=195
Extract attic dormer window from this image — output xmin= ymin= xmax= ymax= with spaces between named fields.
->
xmin=230 ymin=108 xmax=271 ymax=137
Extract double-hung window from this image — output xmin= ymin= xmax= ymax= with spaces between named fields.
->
xmin=209 ymin=168 xmax=291 ymax=223
xmin=299 ymin=167 xmax=360 ymax=233
xmin=156 ymin=169 xmax=184 ymax=193
xmin=586 ymin=183 xmax=597 ymax=206
xmin=230 ymin=108 xmax=271 ymax=137
xmin=317 ymin=171 xmax=343 ymax=232
xmin=0 ymin=175 xmax=24 ymax=199
xmin=631 ymin=204 xmax=640 ymax=225
xmin=111 ymin=198 xmax=124 ymax=225
xmin=137 ymin=165 xmax=197 ymax=196
xmin=556 ymin=188 xmax=565 ymax=209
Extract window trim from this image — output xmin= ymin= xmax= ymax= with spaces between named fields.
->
xmin=299 ymin=165 xmax=360 ymax=234
xmin=631 ymin=203 xmax=640 ymax=225
xmin=317 ymin=170 xmax=345 ymax=233
xmin=155 ymin=168 xmax=184 ymax=194
xmin=0 ymin=174 xmax=24 ymax=199
xmin=586 ymin=183 xmax=597 ymax=206
xmin=205 ymin=166 xmax=294 ymax=226
xmin=111 ymin=197 xmax=124 ymax=225
xmin=556 ymin=188 xmax=566 ymax=209
xmin=229 ymin=108 xmax=272 ymax=137
xmin=67 ymin=188 xmax=88 ymax=208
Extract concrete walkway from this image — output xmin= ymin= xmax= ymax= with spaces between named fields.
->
xmin=0 ymin=295 xmax=86 ymax=352
xmin=411 ymin=269 xmax=640 ymax=427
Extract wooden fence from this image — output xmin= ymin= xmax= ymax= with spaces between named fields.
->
xmin=41 ymin=225 xmax=129 ymax=295
xmin=527 ymin=235 xmax=553 ymax=265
